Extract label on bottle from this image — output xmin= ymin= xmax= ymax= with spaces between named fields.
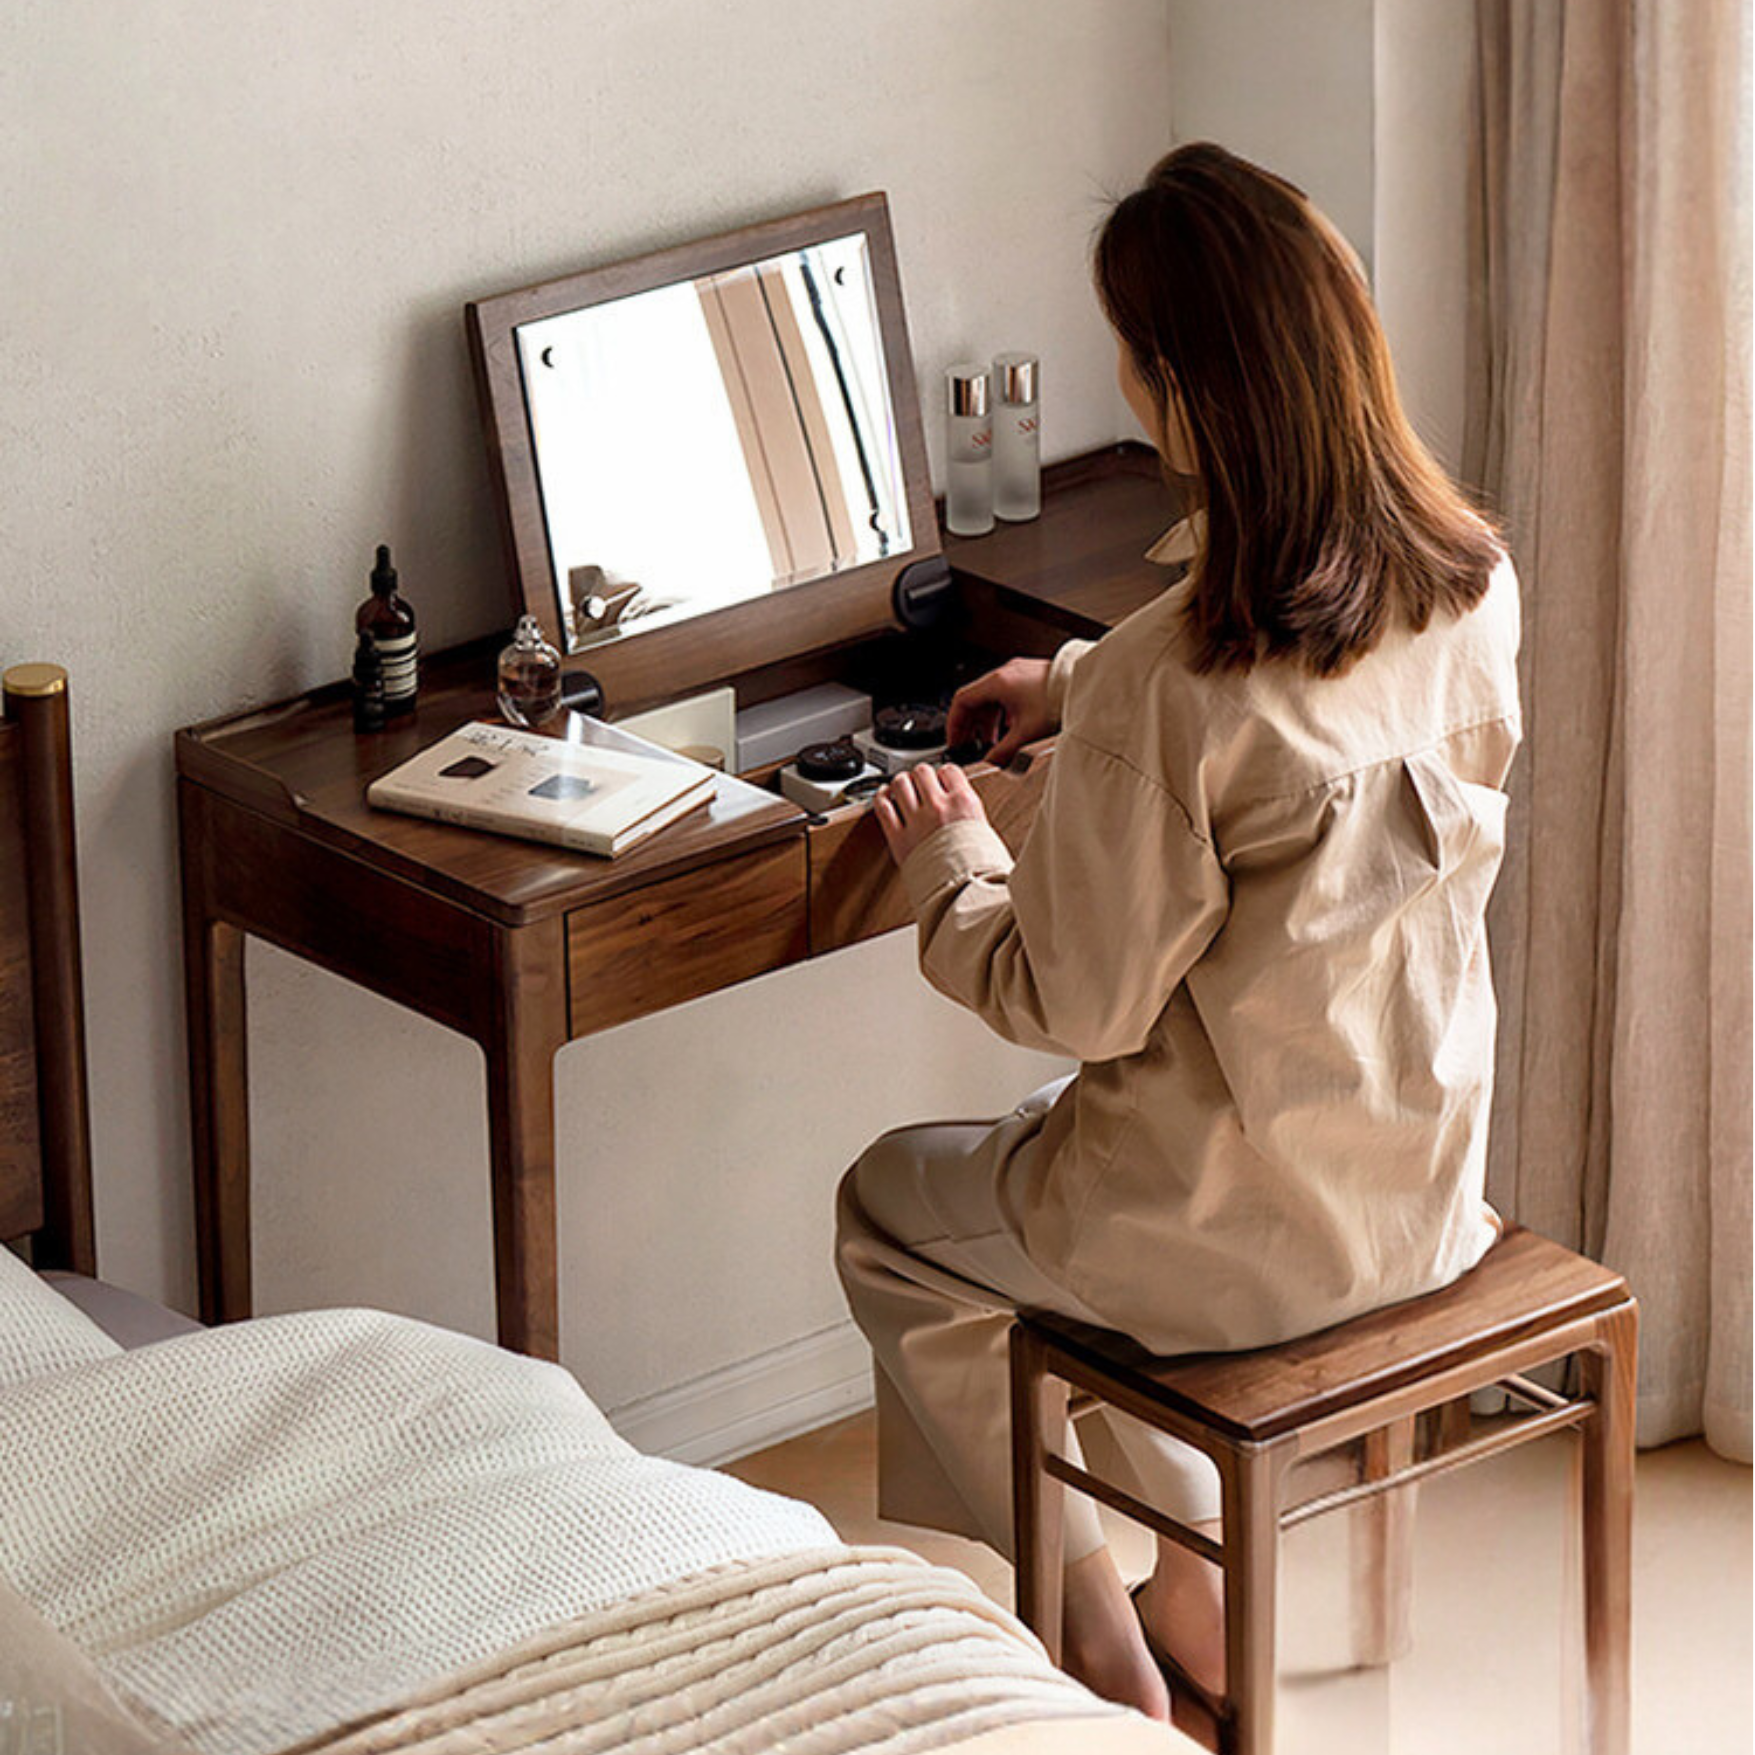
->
xmin=949 ymin=417 xmax=993 ymax=467
xmin=371 ymin=629 xmax=419 ymax=706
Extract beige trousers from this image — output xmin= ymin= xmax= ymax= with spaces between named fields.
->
xmin=835 ymin=1079 xmax=1220 ymax=1566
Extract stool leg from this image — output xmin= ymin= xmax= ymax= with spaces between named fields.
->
xmin=1580 ymin=1302 xmax=1637 ymax=1755
xmin=1436 ymin=1395 xmax=1472 ymax=1454
xmin=1220 ymin=1442 xmax=1284 ymax=1755
xmin=1349 ymin=1416 xmax=1417 ymax=1666
xmin=1010 ymin=1325 xmax=1070 ymax=1663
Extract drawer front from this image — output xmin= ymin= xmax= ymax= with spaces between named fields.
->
xmin=807 ymin=742 xmax=1055 ymax=956
xmin=566 ymin=839 xmax=808 ymax=1036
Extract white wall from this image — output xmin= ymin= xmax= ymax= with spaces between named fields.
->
xmin=3 ymin=0 xmax=1168 ymax=1449
xmin=1166 ymin=0 xmax=1377 ymax=267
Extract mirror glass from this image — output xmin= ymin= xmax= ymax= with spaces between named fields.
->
xmin=516 ymin=233 xmax=911 ymax=654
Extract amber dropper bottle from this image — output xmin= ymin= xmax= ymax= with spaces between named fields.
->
xmin=356 ymin=544 xmax=418 ymax=717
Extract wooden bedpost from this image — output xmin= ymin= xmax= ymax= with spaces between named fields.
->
xmin=3 ymin=664 xmax=96 ymax=1274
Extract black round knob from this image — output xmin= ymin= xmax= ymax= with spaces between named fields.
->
xmin=872 ymin=703 xmax=947 ymax=751
xmin=796 ymin=738 xmax=863 ymax=781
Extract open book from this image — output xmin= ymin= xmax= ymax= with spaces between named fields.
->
xmin=367 ymin=719 xmax=716 ymax=857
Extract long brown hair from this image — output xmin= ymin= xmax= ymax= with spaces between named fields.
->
xmin=1095 ymin=143 xmax=1500 ymax=676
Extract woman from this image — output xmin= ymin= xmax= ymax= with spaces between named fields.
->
xmin=834 ymin=143 xmax=1520 ymax=1723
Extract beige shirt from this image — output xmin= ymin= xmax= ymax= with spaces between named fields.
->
xmin=901 ymin=525 xmax=1522 ymax=1353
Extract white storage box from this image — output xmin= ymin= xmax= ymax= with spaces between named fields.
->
xmin=734 ymin=682 xmax=873 ymax=771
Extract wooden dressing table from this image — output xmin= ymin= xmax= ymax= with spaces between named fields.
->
xmin=176 ymin=446 xmax=1177 ymax=1359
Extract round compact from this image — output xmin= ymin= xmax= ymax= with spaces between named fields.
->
xmin=872 ymin=704 xmax=948 ymax=751
xmin=796 ymin=738 xmax=864 ymax=781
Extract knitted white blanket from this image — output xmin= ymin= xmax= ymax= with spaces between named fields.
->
xmin=0 ymin=1308 xmax=835 ymax=1754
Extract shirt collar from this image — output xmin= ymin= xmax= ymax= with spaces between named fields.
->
xmin=1145 ymin=508 xmax=1205 ymax=567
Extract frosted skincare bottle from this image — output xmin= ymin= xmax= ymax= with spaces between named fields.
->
xmin=993 ymin=352 xmax=1041 ymax=521
xmin=356 ymin=544 xmax=418 ymax=717
xmin=945 ymin=365 xmax=994 ymax=536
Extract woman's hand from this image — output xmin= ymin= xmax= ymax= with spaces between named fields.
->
xmin=946 ymin=658 xmax=1054 ymax=767
xmin=874 ymin=764 xmax=990 ymax=868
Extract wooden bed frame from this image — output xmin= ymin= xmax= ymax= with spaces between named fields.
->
xmin=1 ymin=663 xmax=96 ymax=1275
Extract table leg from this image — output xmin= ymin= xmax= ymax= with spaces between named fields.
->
xmin=180 ymin=869 xmax=252 ymax=1325
xmin=483 ymin=920 xmax=567 ymax=1360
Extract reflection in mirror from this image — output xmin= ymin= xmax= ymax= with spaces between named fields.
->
xmin=517 ymin=233 xmax=911 ymax=654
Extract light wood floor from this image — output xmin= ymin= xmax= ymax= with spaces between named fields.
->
xmin=727 ymin=1410 xmax=1751 ymax=1754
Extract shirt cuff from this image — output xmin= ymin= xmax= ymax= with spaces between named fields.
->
xmin=900 ymin=818 xmax=1015 ymax=914
xmin=1046 ymin=639 xmax=1096 ymax=722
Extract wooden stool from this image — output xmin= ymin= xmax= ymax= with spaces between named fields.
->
xmin=1010 ymin=1226 xmax=1637 ymax=1755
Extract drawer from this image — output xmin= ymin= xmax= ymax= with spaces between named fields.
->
xmin=807 ymin=741 xmax=1055 ymax=955
xmin=566 ymin=838 xmax=808 ymax=1036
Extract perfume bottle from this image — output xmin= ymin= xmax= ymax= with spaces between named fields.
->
xmin=355 ymin=544 xmax=418 ymax=717
xmin=945 ymin=364 xmax=994 ymax=536
xmin=351 ymin=631 xmax=386 ymax=733
xmin=992 ymin=352 xmax=1041 ymax=521
xmin=497 ymin=615 xmax=563 ymax=726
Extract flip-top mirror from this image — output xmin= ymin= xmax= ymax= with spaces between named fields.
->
xmin=468 ymin=195 xmax=937 ymax=709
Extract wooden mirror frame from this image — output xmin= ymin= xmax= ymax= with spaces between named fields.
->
xmin=467 ymin=193 xmax=939 ymax=715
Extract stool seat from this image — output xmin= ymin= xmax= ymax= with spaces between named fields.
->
xmin=1020 ymin=1225 xmax=1628 ymax=1441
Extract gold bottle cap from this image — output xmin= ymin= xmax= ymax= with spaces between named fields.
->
xmin=3 ymin=663 xmax=67 ymax=698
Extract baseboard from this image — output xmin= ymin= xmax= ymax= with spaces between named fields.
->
xmin=606 ymin=1321 xmax=876 ymax=1467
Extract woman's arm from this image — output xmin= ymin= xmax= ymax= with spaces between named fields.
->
xmin=880 ymin=733 xmax=1228 ymax=1062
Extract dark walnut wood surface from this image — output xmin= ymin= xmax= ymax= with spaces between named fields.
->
xmin=176 ymin=445 xmax=1184 ymax=931
xmin=2 ymin=673 xmax=97 ymax=1272
xmin=0 ymin=719 xmax=45 ymax=1240
xmin=1025 ymin=1226 xmax=1631 ymax=1442
xmin=943 ymin=443 xmax=1185 ymax=632
xmin=176 ymin=650 xmax=805 ymax=928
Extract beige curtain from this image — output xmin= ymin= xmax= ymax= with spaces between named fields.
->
xmin=1465 ymin=0 xmax=1751 ymax=1460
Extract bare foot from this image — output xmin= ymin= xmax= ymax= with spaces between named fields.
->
xmin=1060 ymin=1547 xmax=1171 ymax=1721
xmin=1134 ymin=1523 xmax=1226 ymax=1700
